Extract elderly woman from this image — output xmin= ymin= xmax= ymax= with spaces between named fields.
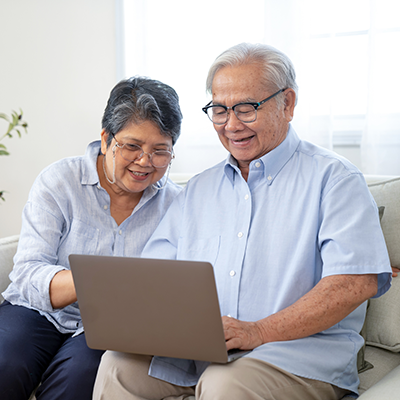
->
xmin=0 ymin=77 xmax=183 ymax=400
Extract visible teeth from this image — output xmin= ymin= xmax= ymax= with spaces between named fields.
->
xmin=233 ymin=136 xmax=253 ymax=142
xmin=132 ymin=171 xmax=148 ymax=176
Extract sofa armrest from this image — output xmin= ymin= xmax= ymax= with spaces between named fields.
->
xmin=356 ymin=365 xmax=400 ymax=399
xmin=0 ymin=235 xmax=19 ymax=302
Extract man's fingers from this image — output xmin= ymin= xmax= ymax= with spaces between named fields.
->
xmin=225 ymin=336 xmax=242 ymax=351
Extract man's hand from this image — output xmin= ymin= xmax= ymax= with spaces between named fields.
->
xmin=222 ymin=316 xmax=264 ymax=351
xmin=392 ymin=267 xmax=400 ymax=277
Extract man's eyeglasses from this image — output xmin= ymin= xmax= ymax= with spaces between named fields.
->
xmin=111 ymin=134 xmax=174 ymax=168
xmin=202 ymin=88 xmax=287 ymax=125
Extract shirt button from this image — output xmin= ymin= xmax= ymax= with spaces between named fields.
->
xmin=119 ymin=230 xmax=122 ymax=235
xmin=244 ymin=194 xmax=249 ymax=200
xmin=255 ymin=162 xmax=261 ymax=168
xmin=268 ymin=175 xmax=272 ymax=181
xmin=238 ymin=232 xmax=243 ymax=238
xmin=227 ymin=314 xmax=232 ymax=318
xmin=97 ymin=184 xmax=101 ymax=189
xmin=230 ymin=271 xmax=236 ymax=277
xmin=103 ymin=205 xmax=108 ymax=210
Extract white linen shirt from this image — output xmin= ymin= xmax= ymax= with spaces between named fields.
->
xmin=2 ymin=140 xmax=182 ymax=335
xmin=143 ymin=125 xmax=391 ymax=395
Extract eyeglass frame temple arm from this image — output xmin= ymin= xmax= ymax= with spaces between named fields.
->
xmin=202 ymin=88 xmax=287 ymax=114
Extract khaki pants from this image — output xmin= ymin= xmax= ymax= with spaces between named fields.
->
xmin=93 ymin=351 xmax=351 ymax=400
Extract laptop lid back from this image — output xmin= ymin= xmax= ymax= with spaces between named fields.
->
xmin=69 ymin=254 xmax=229 ymax=363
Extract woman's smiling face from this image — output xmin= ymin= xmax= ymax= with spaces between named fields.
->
xmin=211 ymin=63 xmax=295 ymax=178
xmin=101 ymin=120 xmax=172 ymax=195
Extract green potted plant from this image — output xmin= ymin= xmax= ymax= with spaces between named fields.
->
xmin=0 ymin=110 xmax=28 ymax=201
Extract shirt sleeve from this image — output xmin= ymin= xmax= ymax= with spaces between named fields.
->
xmin=8 ymin=171 xmax=68 ymax=312
xmin=141 ymin=189 xmax=186 ymax=260
xmin=318 ymin=172 xmax=392 ymax=297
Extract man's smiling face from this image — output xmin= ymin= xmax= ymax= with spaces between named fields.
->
xmin=211 ymin=62 xmax=294 ymax=178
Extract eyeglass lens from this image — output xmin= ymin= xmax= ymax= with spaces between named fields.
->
xmin=208 ymin=103 xmax=257 ymax=124
xmin=119 ymin=143 xmax=172 ymax=168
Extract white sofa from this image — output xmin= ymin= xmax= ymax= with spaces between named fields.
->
xmin=1 ymin=175 xmax=400 ymax=399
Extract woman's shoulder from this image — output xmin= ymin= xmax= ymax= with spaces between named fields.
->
xmin=36 ymin=142 xmax=100 ymax=188
xmin=37 ymin=141 xmax=99 ymax=179
xmin=37 ymin=155 xmax=85 ymax=185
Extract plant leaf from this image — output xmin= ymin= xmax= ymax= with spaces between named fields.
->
xmin=11 ymin=112 xmax=19 ymax=126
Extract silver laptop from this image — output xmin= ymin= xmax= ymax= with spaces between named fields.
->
xmin=69 ymin=254 xmax=250 ymax=363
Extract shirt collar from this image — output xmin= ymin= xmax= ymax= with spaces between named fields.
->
xmin=223 ymin=124 xmax=300 ymax=186
xmin=81 ymin=140 xmax=102 ymax=186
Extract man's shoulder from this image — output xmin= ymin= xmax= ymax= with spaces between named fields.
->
xmin=185 ymin=160 xmax=226 ymax=189
xmin=297 ymin=138 xmax=361 ymax=176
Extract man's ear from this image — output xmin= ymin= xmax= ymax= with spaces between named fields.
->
xmin=283 ymin=89 xmax=296 ymax=122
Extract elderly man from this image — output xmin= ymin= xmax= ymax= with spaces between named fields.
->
xmin=93 ymin=43 xmax=391 ymax=400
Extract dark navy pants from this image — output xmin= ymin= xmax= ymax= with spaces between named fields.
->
xmin=0 ymin=301 xmax=104 ymax=400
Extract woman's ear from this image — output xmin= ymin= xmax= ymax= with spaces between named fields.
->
xmin=100 ymin=129 xmax=109 ymax=155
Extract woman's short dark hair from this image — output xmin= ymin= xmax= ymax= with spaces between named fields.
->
xmin=102 ymin=76 xmax=183 ymax=146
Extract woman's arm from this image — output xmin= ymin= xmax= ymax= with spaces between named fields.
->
xmin=49 ymin=270 xmax=77 ymax=309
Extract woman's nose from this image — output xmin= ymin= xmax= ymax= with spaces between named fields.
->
xmin=135 ymin=152 xmax=152 ymax=166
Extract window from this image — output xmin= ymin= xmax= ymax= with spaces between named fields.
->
xmin=120 ymin=0 xmax=400 ymax=175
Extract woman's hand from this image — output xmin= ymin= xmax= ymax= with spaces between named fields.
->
xmin=392 ymin=267 xmax=400 ymax=277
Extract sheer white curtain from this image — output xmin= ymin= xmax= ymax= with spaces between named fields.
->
xmin=361 ymin=0 xmax=400 ymax=174
xmin=290 ymin=0 xmax=400 ymax=175
xmin=121 ymin=0 xmax=400 ymax=175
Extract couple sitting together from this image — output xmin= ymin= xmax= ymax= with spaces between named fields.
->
xmin=0 ymin=42 xmax=392 ymax=400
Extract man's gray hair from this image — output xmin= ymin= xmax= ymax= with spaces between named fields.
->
xmin=206 ymin=43 xmax=298 ymax=106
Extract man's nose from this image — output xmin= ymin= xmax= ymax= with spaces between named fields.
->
xmin=224 ymin=110 xmax=244 ymax=131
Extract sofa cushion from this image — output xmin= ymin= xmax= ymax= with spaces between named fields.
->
xmin=365 ymin=275 xmax=400 ymax=352
xmin=367 ymin=176 xmax=400 ymax=269
xmin=364 ymin=177 xmax=400 ymax=353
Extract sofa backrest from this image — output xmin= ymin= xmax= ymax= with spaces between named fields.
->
xmin=0 ymin=235 xmax=19 ymax=302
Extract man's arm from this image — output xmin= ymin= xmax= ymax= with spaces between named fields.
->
xmin=223 ymin=273 xmax=377 ymax=351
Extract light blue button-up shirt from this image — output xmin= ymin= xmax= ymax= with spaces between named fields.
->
xmin=2 ymin=140 xmax=182 ymax=335
xmin=143 ymin=125 xmax=391 ymax=395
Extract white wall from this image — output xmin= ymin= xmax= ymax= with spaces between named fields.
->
xmin=0 ymin=0 xmax=118 ymax=238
